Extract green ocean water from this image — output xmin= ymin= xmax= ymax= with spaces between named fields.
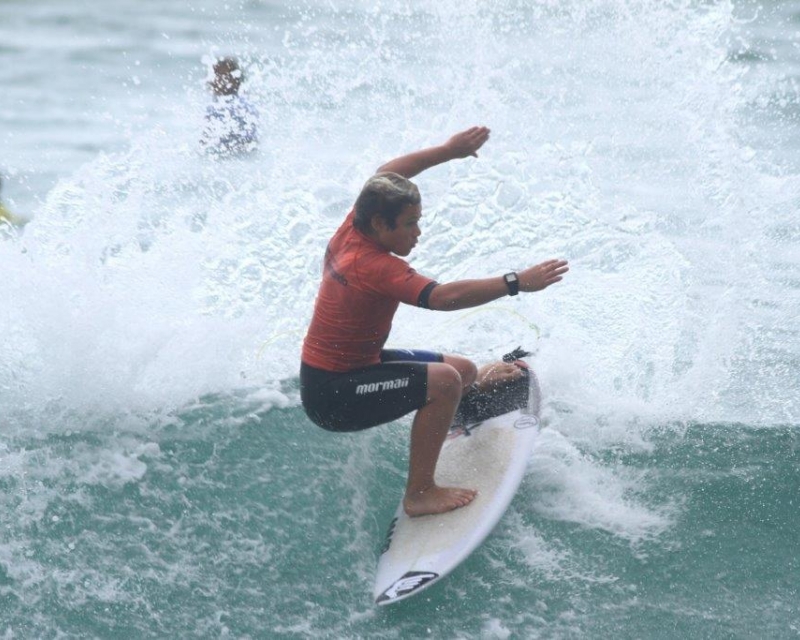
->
xmin=2 ymin=0 xmax=799 ymax=637
xmin=2 ymin=403 xmax=798 ymax=637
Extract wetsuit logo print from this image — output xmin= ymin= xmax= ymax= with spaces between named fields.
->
xmin=355 ymin=378 xmax=410 ymax=395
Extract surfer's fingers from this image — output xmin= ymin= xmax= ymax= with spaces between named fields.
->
xmin=540 ymin=261 xmax=569 ymax=285
xmin=542 ymin=275 xmax=564 ymax=288
xmin=476 ymin=362 xmax=523 ymax=391
xmin=497 ymin=363 xmax=525 ymax=379
xmin=543 ymin=259 xmax=568 ymax=271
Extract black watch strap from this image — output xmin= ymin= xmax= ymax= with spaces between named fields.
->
xmin=503 ymin=272 xmax=519 ymax=296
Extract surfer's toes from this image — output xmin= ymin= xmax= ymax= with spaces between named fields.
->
xmin=451 ymin=488 xmax=477 ymax=505
xmin=403 ymin=486 xmax=477 ymax=517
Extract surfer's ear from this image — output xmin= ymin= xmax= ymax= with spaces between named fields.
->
xmin=371 ymin=215 xmax=388 ymax=234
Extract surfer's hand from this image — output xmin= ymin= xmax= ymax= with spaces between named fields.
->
xmin=474 ymin=362 xmax=524 ymax=393
xmin=444 ymin=126 xmax=491 ymax=159
xmin=519 ymin=259 xmax=569 ymax=292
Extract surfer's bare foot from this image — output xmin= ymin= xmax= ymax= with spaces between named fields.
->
xmin=403 ymin=485 xmax=477 ymax=517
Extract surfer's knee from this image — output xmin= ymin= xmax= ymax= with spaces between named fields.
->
xmin=442 ymin=354 xmax=477 ymax=388
xmin=426 ymin=363 xmax=463 ymax=405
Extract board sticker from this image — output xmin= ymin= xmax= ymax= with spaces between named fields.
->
xmin=380 ymin=517 xmax=398 ymax=555
xmin=376 ymin=571 xmax=439 ymax=604
xmin=514 ymin=415 xmax=539 ymax=430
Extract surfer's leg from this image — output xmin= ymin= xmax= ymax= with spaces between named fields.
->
xmin=404 ymin=362 xmax=477 ymax=517
xmin=300 ymin=361 xmax=428 ymax=431
xmin=442 ymin=354 xmax=477 ymax=391
xmin=379 ymin=349 xmax=477 ymax=393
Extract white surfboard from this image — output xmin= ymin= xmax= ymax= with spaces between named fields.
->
xmin=373 ymin=369 xmax=542 ymax=606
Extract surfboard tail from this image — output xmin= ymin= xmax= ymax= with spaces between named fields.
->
xmin=375 ymin=571 xmax=440 ymax=606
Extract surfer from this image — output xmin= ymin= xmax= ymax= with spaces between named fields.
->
xmin=200 ymin=56 xmax=259 ymax=156
xmin=300 ymin=126 xmax=568 ymax=517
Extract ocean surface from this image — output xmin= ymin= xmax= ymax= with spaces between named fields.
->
xmin=2 ymin=0 xmax=799 ymax=637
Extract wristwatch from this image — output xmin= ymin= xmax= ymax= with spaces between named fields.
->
xmin=503 ymin=272 xmax=519 ymax=296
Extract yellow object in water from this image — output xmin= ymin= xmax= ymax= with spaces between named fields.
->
xmin=0 ymin=202 xmax=25 ymax=227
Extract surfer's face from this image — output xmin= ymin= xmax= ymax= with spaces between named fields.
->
xmin=374 ymin=203 xmax=422 ymax=257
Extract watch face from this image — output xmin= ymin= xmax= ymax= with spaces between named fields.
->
xmin=504 ymin=272 xmax=519 ymax=295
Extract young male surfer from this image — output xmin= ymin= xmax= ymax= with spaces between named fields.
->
xmin=300 ymin=126 xmax=568 ymax=517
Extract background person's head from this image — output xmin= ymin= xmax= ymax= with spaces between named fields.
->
xmin=209 ymin=57 xmax=243 ymax=97
xmin=353 ymin=173 xmax=421 ymax=235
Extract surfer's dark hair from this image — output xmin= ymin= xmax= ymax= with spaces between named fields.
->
xmin=353 ymin=172 xmax=421 ymax=234
xmin=210 ymin=56 xmax=243 ymax=96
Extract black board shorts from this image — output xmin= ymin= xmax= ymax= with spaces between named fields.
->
xmin=300 ymin=350 xmax=443 ymax=432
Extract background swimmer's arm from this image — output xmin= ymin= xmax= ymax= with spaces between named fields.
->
xmin=377 ymin=126 xmax=490 ymax=179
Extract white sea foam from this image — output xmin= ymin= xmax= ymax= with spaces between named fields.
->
xmin=503 ymin=511 xmax=619 ymax=585
xmin=527 ymin=429 xmax=675 ymax=544
xmin=1 ymin=0 xmax=796 ymax=436
xmin=480 ymin=618 xmax=512 ymax=640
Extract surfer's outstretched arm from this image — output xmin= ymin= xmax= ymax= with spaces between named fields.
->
xmin=377 ymin=126 xmax=490 ymax=179
xmin=428 ymin=259 xmax=570 ymax=311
